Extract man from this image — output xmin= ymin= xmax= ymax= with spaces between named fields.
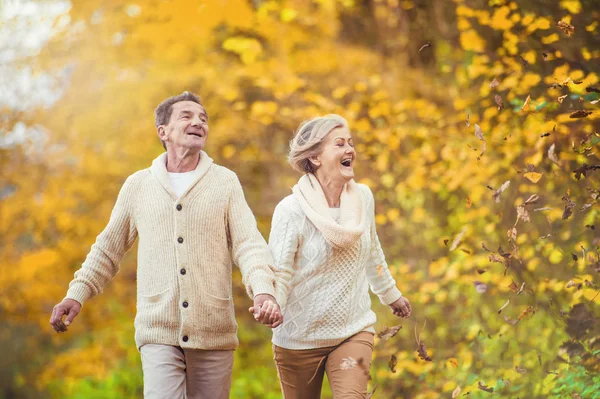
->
xmin=50 ymin=92 xmax=282 ymax=398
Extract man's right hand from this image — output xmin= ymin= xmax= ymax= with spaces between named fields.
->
xmin=50 ymin=298 xmax=82 ymax=333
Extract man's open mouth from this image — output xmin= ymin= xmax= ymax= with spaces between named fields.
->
xmin=187 ymin=132 xmax=203 ymax=138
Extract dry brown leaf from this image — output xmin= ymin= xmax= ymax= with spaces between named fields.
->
xmin=417 ymin=342 xmax=432 ymax=361
xmin=418 ymin=41 xmax=431 ymax=52
xmin=466 ymin=114 xmax=470 ymax=128
xmin=508 ymin=227 xmax=517 ymax=241
xmin=452 ymin=386 xmax=461 ymax=398
xmin=478 ymin=381 xmax=494 ymax=393
xmin=548 ymin=144 xmax=560 ymax=165
xmin=515 ymin=365 xmax=528 ymax=374
xmin=495 ymin=94 xmax=504 ymax=110
xmin=517 ymin=282 xmax=526 ymax=295
xmin=377 ymin=325 xmax=402 ymax=340
xmin=447 ymin=358 xmax=459 ymax=368
xmin=489 ymin=253 xmax=505 ymax=264
xmin=558 ymin=94 xmax=568 ymax=104
xmin=517 ymin=205 xmax=531 ymax=223
xmin=366 ymin=384 xmax=377 ymax=399
xmin=493 ymin=180 xmax=511 ymax=203
xmin=388 ymin=354 xmax=398 ymax=372
xmin=519 ymin=305 xmax=536 ymax=320
xmin=504 ymin=316 xmax=519 ymax=325
xmin=557 ymin=20 xmax=575 ymax=36
xmin=508 ymin=280 xmax=519 ymax=292
xmin=490 ymin=78 xmax=500 ymax=89
xmin=591 ymin=99 xmax=600 ymax=105
xmin=498 ymin=299 xmax=510 ymax=314
xmin=449 ymin=227 xmax=466 ymax=251
xmin=340 ymin=357 xmax=358 ymax=370
xmin=570 ymin=110 xmax=592 ymax=118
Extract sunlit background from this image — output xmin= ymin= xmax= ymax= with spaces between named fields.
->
xmin=1 ymin=0 xmax=600 ymax=398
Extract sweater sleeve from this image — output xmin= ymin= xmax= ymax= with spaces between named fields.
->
xmin=268 ymin=199 xmax=299 ymax=311
xmin=227 ymin=175 xmax=277 ymax=300
xmin=363 ymin=186 xmax=403 ymax=305
xmin=65 ymin=176 xmax=139 ymax=305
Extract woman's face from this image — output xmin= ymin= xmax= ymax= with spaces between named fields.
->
xmin=312 ymin=125 xmax=356 ymax=183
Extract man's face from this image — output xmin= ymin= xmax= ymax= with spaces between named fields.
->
xmin=158 ymin=101 xmax=209 ymax=152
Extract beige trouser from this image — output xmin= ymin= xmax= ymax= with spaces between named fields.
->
xmin=273 ymin=332 xmax=375 ymax=399
xmin=140 ymin=344 xmax=234 ymax=399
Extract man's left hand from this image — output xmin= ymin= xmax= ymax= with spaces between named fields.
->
xmin=249 ymin=294 xmax=283 ymax=328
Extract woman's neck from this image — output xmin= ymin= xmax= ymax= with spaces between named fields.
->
xmin=313 ymin=173 xmax=345 ymax=208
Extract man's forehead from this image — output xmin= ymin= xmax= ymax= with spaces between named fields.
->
xmin=173 ymin=101 xmax=206 ymax=114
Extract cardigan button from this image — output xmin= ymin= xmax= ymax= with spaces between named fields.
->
xmin=182 ymin=335 xmax=189 ymax=342
xmin=182 ymin=301 xmax=189 ymax=308
xmin=177 ymin=237 xmax=183 ymax=244
xmin=176 ymin=204 xmax=182 ymax=211
xmin=180 ymin=268 xmax=186 ymax=275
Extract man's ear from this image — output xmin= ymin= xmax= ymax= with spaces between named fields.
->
xmin=157 ymin=126 xmax=167 ymax=141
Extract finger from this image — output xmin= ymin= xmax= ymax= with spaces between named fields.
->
xmin=259 ymin=303 xmax=275 ymax=324
xmin=249 ymin=306 xmax=255 ymax=314
xmin=64 ymin=308 xmax=79 ymax=326
xmin=50 ymin=306 xmax=61 ymax=325
xmin=257 ymin=300 xmax=271 ymax=320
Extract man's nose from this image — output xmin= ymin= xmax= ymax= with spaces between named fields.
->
xmin=191 ymin=116 xmax=202 ymax=126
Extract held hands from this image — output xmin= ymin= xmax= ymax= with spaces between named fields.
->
xmin=389 ymin=297 xmax=412 ymax=319
xmin=248 ymin=294 xmax=283 ymax=328
xmin=50 ymin=298 xmax=82 ymax=333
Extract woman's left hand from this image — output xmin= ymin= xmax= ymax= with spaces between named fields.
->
xmin=389 ymin=297 xmax=412 ymax=318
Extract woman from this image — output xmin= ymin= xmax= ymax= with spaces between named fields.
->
xmin=268 ymin=114 xmax=412 ymax=398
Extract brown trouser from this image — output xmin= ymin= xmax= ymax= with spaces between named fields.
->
xmin=273 ymin=332 xmax=375 ymax=399
xmin=140 ymin=344 xmax=234 ymax=399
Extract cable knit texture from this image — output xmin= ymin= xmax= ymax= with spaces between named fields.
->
xmin=270 ymin=174 xmax=402 ymax=350
xmin=65 ymin=151 xmax=278 ymax=350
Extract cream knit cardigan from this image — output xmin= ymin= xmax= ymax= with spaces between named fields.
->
xmin=270 ymin=174 xmax=402 ymax=350
xmin=66 ymin=152 xmax=278 ymax=350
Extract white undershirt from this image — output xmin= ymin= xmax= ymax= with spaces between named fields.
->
xmin=168 ymin=171 xmax=197 ymax=197
xmin=329 ymin=207 xmax=341 ymax=224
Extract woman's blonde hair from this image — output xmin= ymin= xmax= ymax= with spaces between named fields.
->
xmin=288 ymin=114 xmax=348 ymax=174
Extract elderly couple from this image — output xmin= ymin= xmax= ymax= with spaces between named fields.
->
xmin=49 ymin=92 xmax=412 ymax=399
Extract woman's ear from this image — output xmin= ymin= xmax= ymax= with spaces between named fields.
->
xmin=309 ymin=156 xmax=321 ymax=167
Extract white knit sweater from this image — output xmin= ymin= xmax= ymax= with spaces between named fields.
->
xmin=269 ymin=174 xmax=402 ymax=349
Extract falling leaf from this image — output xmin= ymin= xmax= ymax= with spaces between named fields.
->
xmin=490 ymin=78 xmax=500 ymax=89
xmin=508 ymin=227 xmax=517 ymax=241
xmin=518 ymin=55 xmax=529 ymax=67
xmin=542 ymin=52 xmax=549 ymax=60
xmin=452 ymin=386 xmax=461 ymax=398
xmin=517 ymin=282 xmax=526 ymax=295
xmin=377 ymin=325 xmax=402 ymax=340
xmin=482 ymin=242 xmax=492 ymax=252
xmin=591 ymin=99 xmax=600 ymax=105
xmin=524 ymin=172 xmax=542 ymax=183
xmin=557 ymin=20 xmax=575 ymax=36
xmin=418 ymin=41 xmax=431 ymax=52
xmin=474 ymin=124 xmax=484 ymax=141
xmin=477 ymin=381 xmax=494 ymax=393
xmin=366 ymin=384 xmax=377 ymax=399
xmin=492 ymin=180 xmax=511 ymax=203
xmin=522 ymin=95 xmax=531 ymax=111
xmin=340 ymin=357 xmax=358 ymax=370
xmin=489 ymin=253 xmax=505 ymax=264
xmin=515 ymin=365 xmax=528 ymax=374
xmin=558 ymin=94 xmax=568 ymax=103
xmin=466 ymin=114 xmax=470 ymax=128
xmin=519 ymin=305 xmax=536 ymax=320
xmin=571 ymin=253 xmax=578 ymax=261
xmin=508 ymin=280 xmax=519 ymax=292
xmin=474 ymin=281 xmax=488 ymax=294
xmin=494 ymin=94 xmax=504 ymax=110
xmin=569 ymin=110 xmax=592 ymax=118
xmin=447 ymin=358 xmax=459 ymax=368
xmin=562 ymin=195 xmax=576 ymax=219
xmin=449 ymin=227 xmax=466 ymax=251
xmin=548 ymin=144 xmax=559 ymax=165
xmin=417 ymin=342 xmax=432 ymax=361
xmin=498 ymin=299 xmax=510 ymax=314
xmin=388 ymin=354 xmax=398 ymax=372
xmin=573 ymin=164 xmax=600 ymax=180
xmin=477 ymin=269 xmax=487 ymax=274
xmin=586 ymin=86 xmax=600 ymax=93
xmin=541 ymin=132 xmax=550 ymax=137
xmin=504 ymin=316 xmax=519 ymax=325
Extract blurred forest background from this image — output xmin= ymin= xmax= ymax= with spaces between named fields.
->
xmin=1 ymin=0 xmax=600 ymax=398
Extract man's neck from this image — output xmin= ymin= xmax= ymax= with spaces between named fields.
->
xmin=165 ymin=149 xmax=201 ymax=173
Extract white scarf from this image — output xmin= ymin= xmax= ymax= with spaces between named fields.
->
xmin=292 ymin=173 xmax=367 ymax=249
